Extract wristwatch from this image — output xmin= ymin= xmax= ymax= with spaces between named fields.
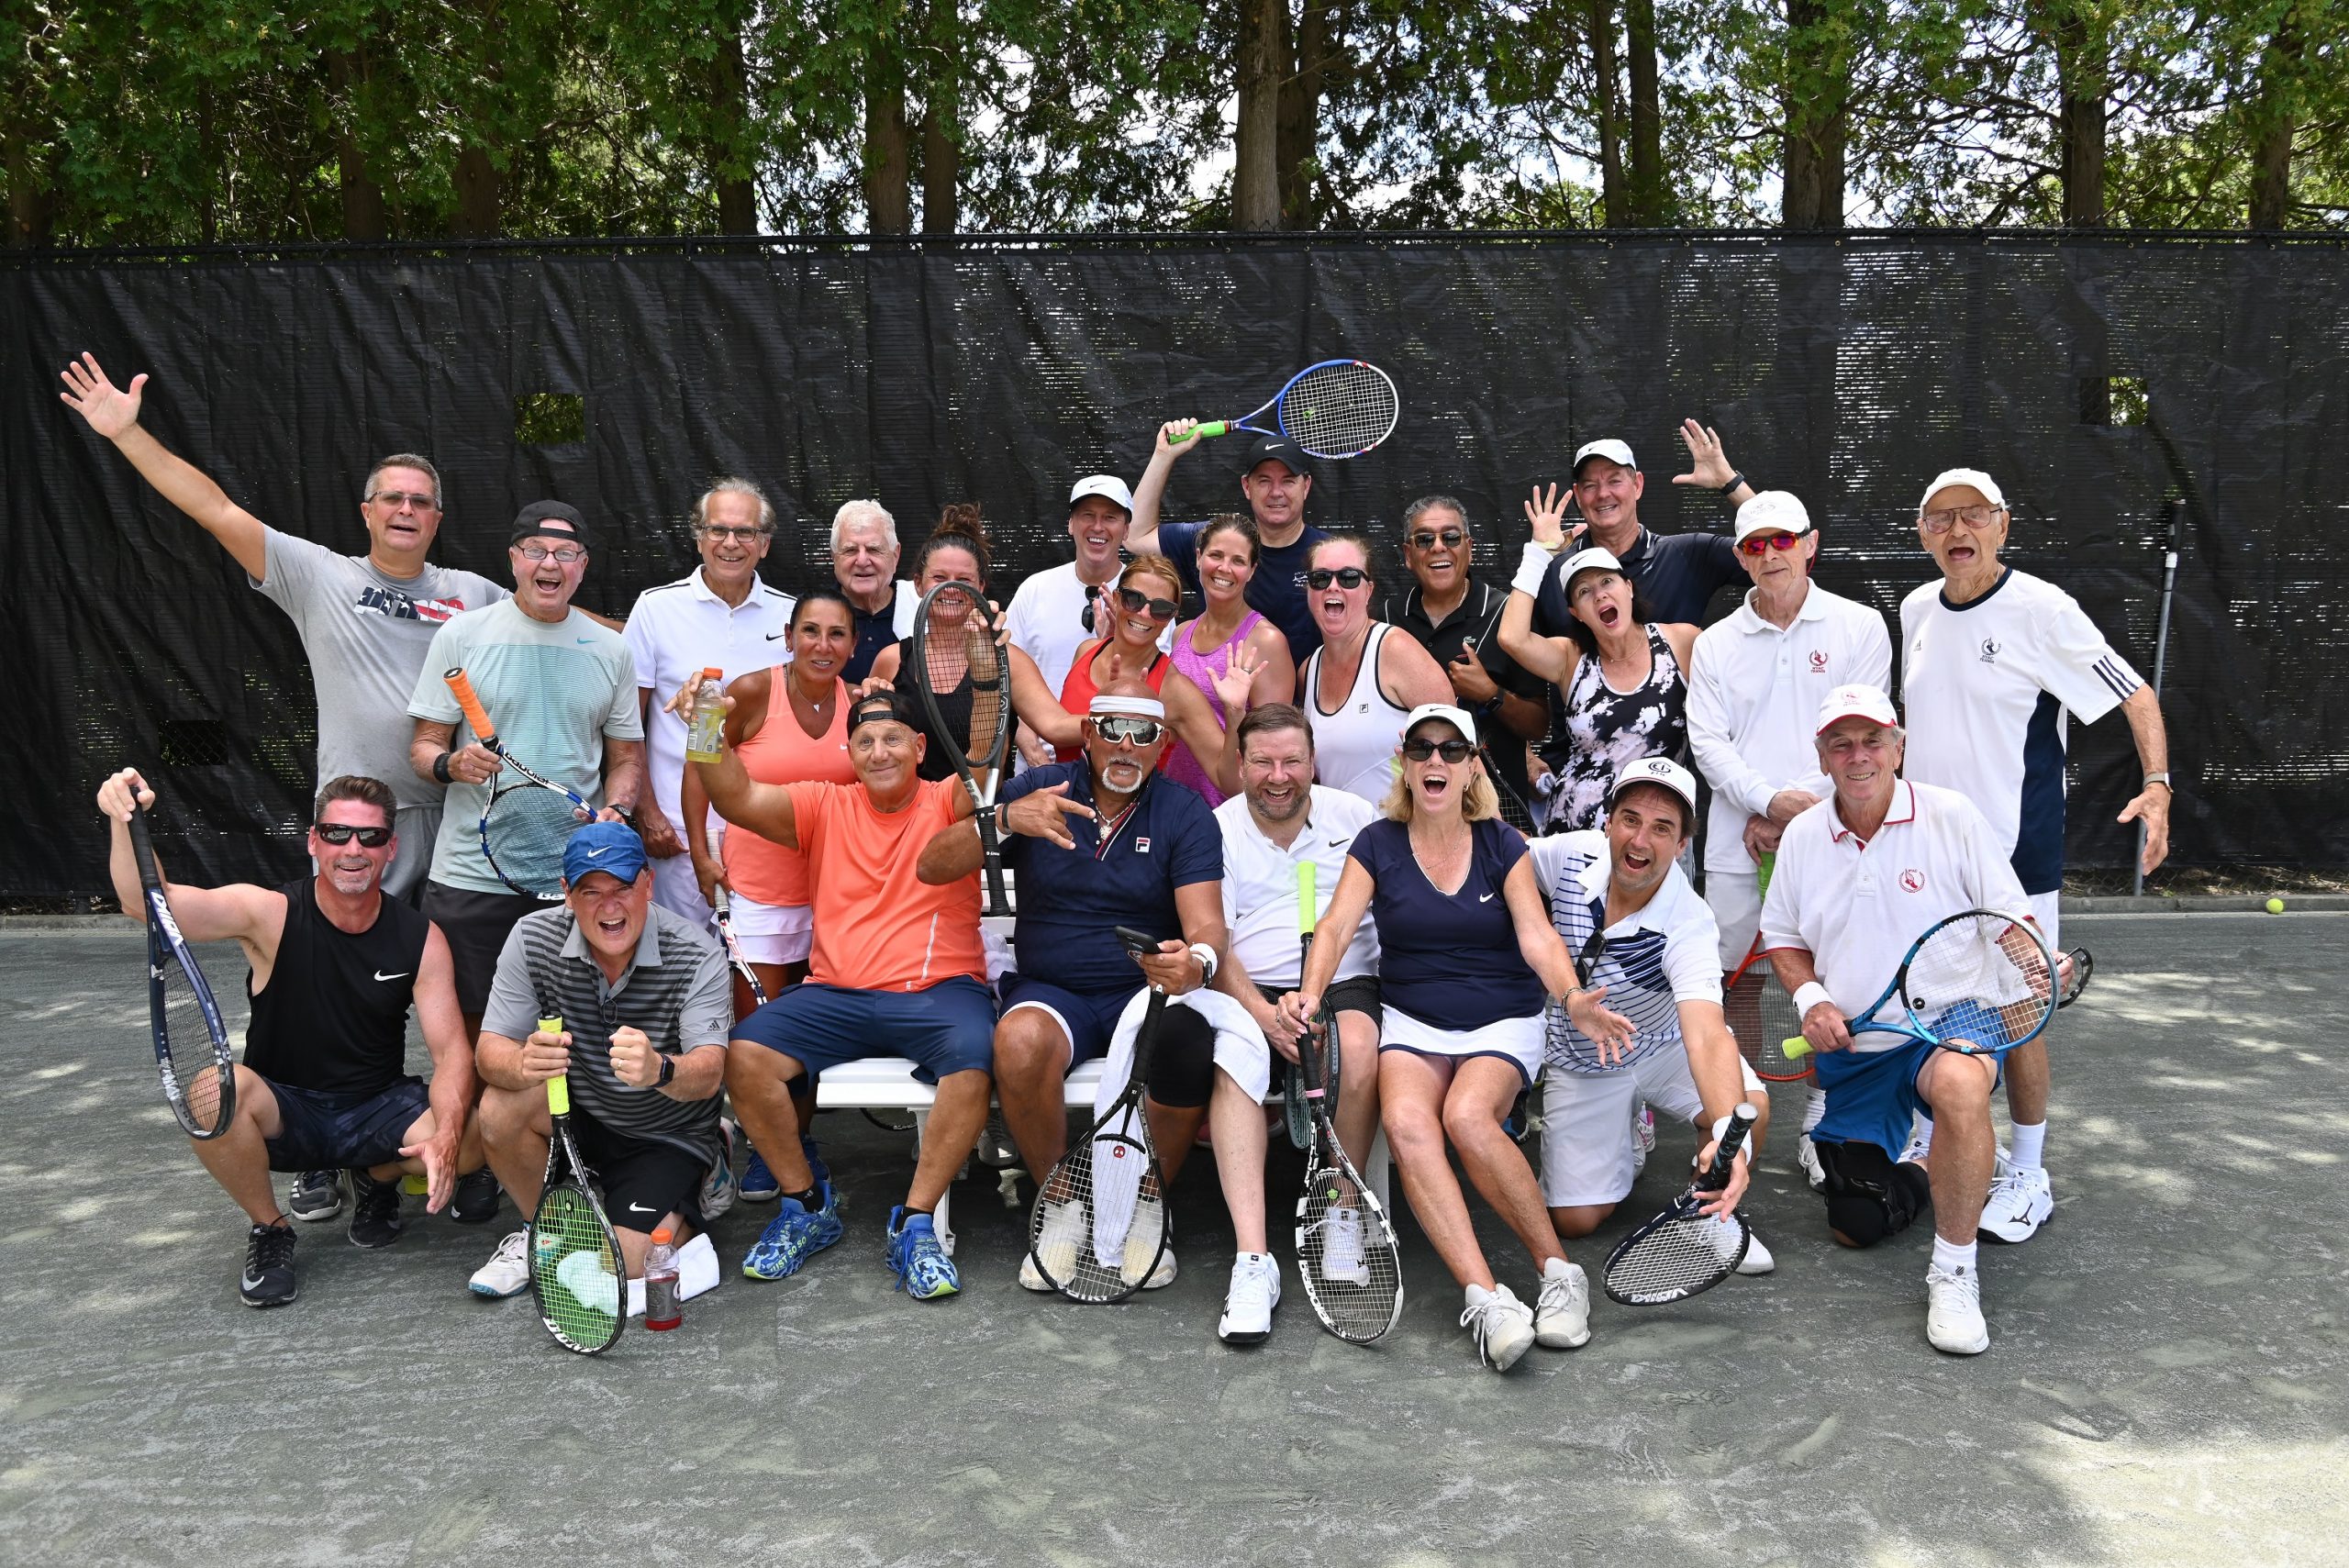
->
xmin=1716 ymin=471 xmax=1747 ymax=496
xmin=2143 ymin=772 xmax=2174 ymax=791
xmin=653 ymin=1051 xmax=676 ymax=1088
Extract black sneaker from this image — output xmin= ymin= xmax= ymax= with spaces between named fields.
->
xmin=286 ymin=1169 xmax=344 ymax=1221
xmin=348 ymin=1170 xmax=405 ymax=1249
xmin=240 ymin=1222 xmax=298 ymax=1307
xmin=448 ymin=1168 xmax=501 ymax=1225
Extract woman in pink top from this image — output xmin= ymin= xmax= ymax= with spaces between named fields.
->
xmin=683 ymin=588 xmax=857 ymax=1012
xmin=1160 ymin=516 xmax=1296 ymax=804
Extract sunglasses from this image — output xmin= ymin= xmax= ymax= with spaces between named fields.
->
xmin=1308 ymin=567 xmax=1368 ymax=591
xmin=315 ymin=822 xmax=393 ymax=848
xmin=1401 ymin=738 xmax=1475 ymax=763
xmin=1092 ymin=716 xmax=1164 ymax=746
xmin=1116 ymin=586 xmax=1180 ymax=620
xmin=1737 ymin=532 xmax=1806 ymax=557
xmin=1408 ymin=528 xmax=1465 ymax=550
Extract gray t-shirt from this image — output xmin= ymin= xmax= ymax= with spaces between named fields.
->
xmin=251 ymin=528 xmax=509 ymax=809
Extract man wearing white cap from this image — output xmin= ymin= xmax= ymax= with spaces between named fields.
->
xmin=1528 ymin=427 xmax=1753 ymax=638
xmin=1895 ymin=469 xmax=2172 ymax=1242
xmin=1763 ymin=682 xmax=2043 ymax=1354
xmin=1531 ymin=756 xmax=1767 ymax=1270
xmin=1002 ymin=475 xmax=1169 ymax=721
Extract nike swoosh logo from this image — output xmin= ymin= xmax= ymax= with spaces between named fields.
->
xmin=628 ymin=1203 xmax=657 ymax=1214
xmin=766 ymin=630 xmax=788 ymax=639
xmin=1478 ymin=893 xmax=1495 ymax=903
xmin=584 ymin=847 xmax=609 ymax=859
xmin=241 ymin=1272 xmax=265 ymax=1290
xmin=373 ymin=971 xmax=409 ymax=982
xmin=577 ymin=637 xmax=597 ymax=644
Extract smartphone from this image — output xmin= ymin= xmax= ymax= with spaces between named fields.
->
xmin=1114 ymin=925 xmax=1164 ymax=955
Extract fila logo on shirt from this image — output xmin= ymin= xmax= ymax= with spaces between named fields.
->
xmin=1979 ymin=638 xmax=2001 ymax=663
xmin=1134 ymin=837 xmax=1152 ymax=853
xmin=1809 ymin=650 xmax=1830 ymax=673
xmin=1899 ymin=869 xmax=1926 ymax=893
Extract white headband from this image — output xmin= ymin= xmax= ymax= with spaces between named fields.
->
xmin=1088 ymin=695 xmax=1166 ymax=720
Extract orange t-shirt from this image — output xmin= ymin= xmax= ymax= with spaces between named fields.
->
xmin=785 ymin=777 xmax=985 ymax=993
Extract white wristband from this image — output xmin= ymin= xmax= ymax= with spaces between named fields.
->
xmin=1511 ymin=541 xmax=1556 ymax=597
xmin=1792 ymin=982 xmax=1832 ymax=1019
xmin=1188 ymin=942 xmax=1219 ymax=984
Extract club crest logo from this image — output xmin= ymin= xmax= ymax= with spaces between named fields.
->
xmin=1809 ymin=651 xmax=1829 ymax=673
xmin=1979 ymin=639 xmax=2000 ymax=663
xmin=1899 ymin=869 xmax=1926 ymax=893
xmin=1111 ymin=1145 xmax=1128 ymax=1160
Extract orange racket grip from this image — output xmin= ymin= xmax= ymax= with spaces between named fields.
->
xmin=443 ymin=668 xmax=499 ymax=745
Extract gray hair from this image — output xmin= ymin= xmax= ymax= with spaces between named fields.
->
xmin=830 ymin=499 xmax=897 ymax=554
xmin=1401 ymin=495 xmax=1469 ymax=533
xmin=694 ymin=476 xmax=775 ymax=533
xmin=363 ymin=452 xmax=443 ymax=510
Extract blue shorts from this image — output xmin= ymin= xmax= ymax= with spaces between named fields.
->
xmin=262 ymin=1076 xmax=429 ymax=1173
xmin=996 ymin=973 xmax=1134 ymax=1068
xmin=1812 ymin=1030 xmax=2004 ymax=1158
xmin=732 ymin=977 xmax=996 ymax=1083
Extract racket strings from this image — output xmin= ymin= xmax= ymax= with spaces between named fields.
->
xmin=1278 ymin=361 xmax=1398 ymax=457
xmin=1295 ymin=1155 xmax=1403 ymax=1342
xmin=1904 ymin=914 xmax=2056 ymax=1050
xmin=485 ymin=785 xmax=580 ymax=896
xmin=1728 ymin=964 xmax=1808 ymax=1080
xmin=1030 ymin=1127 xmax=1163 ymax=1304
xmin=158 ymin=956 xmax=229 ymax=1134
xmin=1607 ymin=1207 xmax=1741 ymax=1305
xmin=531 ymin=1184 xmax=621 ymax=1351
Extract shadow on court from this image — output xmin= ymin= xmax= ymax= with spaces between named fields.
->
xmin=3 ymin=913 xmax=2344 ymax=1567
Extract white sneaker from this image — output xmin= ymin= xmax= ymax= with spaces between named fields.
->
xmin=1122 ymin=1192 xmax=1175 ymax=1288
xmin=1319 ymin=1207 xmax=1370 ymax=1285
xmin=1532 ymin=1258 xmax=1591 ymax=1349
xmin=699 ymin=1120 xmax=739 ymax=1222
xmin=1795 ymin=1133 xmax=1826 ymax=1191
xmin=1733 ymin=1223 xmax=1776 ymax=1275
xmin=468 ymin=1229 xmax=529 ymax=1298
xmin=1022 ymin=1195 xmax=1084 ymax=1291
xmin=1897 ymin=1128 xmax=1932 ymax=1167
xmin=1925 ymin=1262 xmax=1990 ymax=1354
xmin=1980 ymin=1162 xmax=2053 ymax=1243
xmin=1696 ymin=1212 xmax=1774 ymax=1274
xmin=1218 ymin=1253 xmax=1281 ymax=1344
xmin=1462 ymin=1283 xmax=1539 ymax=1370
xmin=1631 ymin=1103 xmax=1656 ymax=1173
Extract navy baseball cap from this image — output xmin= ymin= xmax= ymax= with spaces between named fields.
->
xmin=1241 ymin=434 xmax=1311 ymax=477
xmin=511 ymin=500 xmax=591 ymax=550
xmin=562 ymin=820 xmax=647 ymax=885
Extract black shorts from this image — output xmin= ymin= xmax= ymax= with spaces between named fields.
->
xmin=420 ymin=881 xmax=546 ymax=1014
xmin=1258 ymin=974 xmax=1382 ymax=1024
xmin=568 ymin=1110 xmax=708 ymax=1237
xmin=262 ymin=1076 xmax=429 ymax=1173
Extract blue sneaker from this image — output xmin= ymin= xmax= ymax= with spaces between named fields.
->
xmin=739 ymin=1147 xmax=780 ymax=1203
xmin=885 ymin=1207 xmax=960 ymax=1299
xmin=740 ymin=1186 xmax=842 ymax=1281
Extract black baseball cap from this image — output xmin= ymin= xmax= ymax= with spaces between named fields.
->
xmin=1241 ymin=434 xmax=1312 ymax=478
xmin=510 ymin=500 xmax=591 ymax=550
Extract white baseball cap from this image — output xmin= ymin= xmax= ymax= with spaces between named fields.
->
xmin=1069 ymin=474 xmax=1135 ymax=514
xmin=1573 ymin=439 xmax=1636 ymax=473
xmin=1608 ymin=756 xmax=1698 ymax=821
xmin=1400 ymin=702 xmax=1478 ymax=748
xmin=1815 ymin=683 xmax=1899 ymax=734
xmin=1557 ymin=545 xmax=1624 ymax=595
xmin=1917 ymin=468 xmax=2006 ymax=514
xmin=1733 ymin=490 xmax=1813 ymax=544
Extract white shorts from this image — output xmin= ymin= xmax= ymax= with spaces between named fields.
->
xmin=1538 ymin=1049 xmax=1765 ymax=1208
xmin=650 ymin=851 xmax=714 ymax=927
xmin=1379 ymin=1005 xmax=1544 ymax=1087
xmin=2030 ymin=889 xmax=2060 ymax=950
xmin=726 ymin=889 xmax=814 ymax=966
xmin=1706 ymin=868 xmax=1764 ymax=971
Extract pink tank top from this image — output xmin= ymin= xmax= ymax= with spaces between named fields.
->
xmin=1160 ymin=610 xmax=1262 ymax=806
xmin=723 ymin=671 xmax=854 ymax=907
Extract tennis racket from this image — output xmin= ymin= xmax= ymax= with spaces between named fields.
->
xmin=1602 ymin=1101 xmax=1758 ymax=1307
xmin=1724 ymin=938 xmax=1810 ymax=1082
xmin=707 ymin=826 xmax=766 ymax=1007
xmin=2059 ymin=947 xmax=2093 ymax=1006
xmin=1281 ymin=862 xmax=1335 ymax=1152
xmin=1184 ymin=360 xmax=1400 ymax=460
xmin=1781 ymin=907 xmax=2065 ymax=1064
xmin=527 ymin=1014 xmax=625 ymax=1355
xmin=127 ymin=808 xmax=236 ymax=1138
xmin=1027 ymin=984 xmax=1171 ymax=1304
xmin=1293 ymin=869 xmax=1403 ymax=1343
xmin=444 ymin=668 xmax=596 ymax=900
xmin=907 ymin=581 xmax=1012 ymax=918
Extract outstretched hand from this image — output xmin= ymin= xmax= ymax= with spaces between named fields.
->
xmin=1522 ymin=484 xmax=1584 ymax=551
xmin=1672 ymin=418 xmax=1736 ymax=491
xmin=1211 ymin=646 xmax=1262 ymax=715
xmin=60 ymin=352 xmax=147 ymax=440
xmin=1002 ymin=782 xmax=1097 ymax=850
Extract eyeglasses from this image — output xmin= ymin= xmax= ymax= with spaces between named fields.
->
xmin=515 ymin=543 xmax=586 ymax=563
xmin=1307 ymin=567 xmax=1368 ymax=591
xmin=698 ymin=525 xmax=772 ymax=542
xmin=1401 ymin=737 xmax=1475 ymax=763
xmin=314 ymin=822 xmax=393 ymax=847
xmin=1408 ymin=528 xmax=1465 ymax=550
xmin=1737 ymin=532 xmax=1806 ymax=556
xmin=1920 ymin=505 xmax=1999 ymax=534
xmin=1092 ymin=716 xmax=1164 ymax=746
xmin=1116 ymin=586 xmax=1180 ymax=620
xmin=368 ymin=490 xmax=439 ymax=511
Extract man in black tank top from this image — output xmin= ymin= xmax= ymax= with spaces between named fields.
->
xmin=100 ymin=770 xmax=482 ymax=1310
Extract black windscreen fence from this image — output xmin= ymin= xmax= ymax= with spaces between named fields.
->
xmin=4 ymin=233 xmax=2343 ymax=895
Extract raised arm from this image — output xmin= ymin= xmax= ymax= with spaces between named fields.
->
xmin=96 ymin=768 xmax=283 ymax=962
xmin=60 ymin=354 xmax=269 ymax=580
xmin=1497 ymin=485 xmax=1586 ymax=684
xmin=1671 ymin=419 xmax=1757 ymax=509
xmin=1127 ymin=420 xmax=1204 ymax=552
xmin=1007 ymin=645 xmax=1082 ymax=750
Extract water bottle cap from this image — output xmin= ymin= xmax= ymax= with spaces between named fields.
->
xmin=701 ymin=667 xmax=722 ymax=679
xmin=651 ymin=1226 xmax=674 ymax=1244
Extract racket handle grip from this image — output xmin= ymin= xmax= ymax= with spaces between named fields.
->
xmin=1296 ymin=862 xmax=1317 ymax=937
xmin=540 ymin=1019 xmax=568 ymax=1115
xmin=1191 ymin=420 xmax=1230 ymax=439
xmin=444 ymin=667 xmax=497 ymax=743
xmin=1700 ymin=1103 xmax=1760 ymax=1187
xmin=1782 ymin=1035 xmax=1813 ymax=1059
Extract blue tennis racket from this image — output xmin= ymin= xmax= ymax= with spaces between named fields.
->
xmin=128 ymin=807 xmax=237 ymax=1138
xmin=445 ymin=667 xmax=595 ymax=900
xmin=1185 ymin=360 xmax=1399 ymax=459
xmin=1784 ymin=907 xmax=2069 ymax=1062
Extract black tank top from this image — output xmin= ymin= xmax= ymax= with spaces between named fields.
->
xmin=896 ymin=632 xmax=974 ymax=783
xmin=245 ymin=879 xmax=430 ymax=1096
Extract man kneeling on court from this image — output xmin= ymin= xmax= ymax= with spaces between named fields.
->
xmin=699 ymin=689 xmax=992 ymax=1299
xmin=1764 ymin=684 xmax=2041 ymax=1355
xmin=1531 ymin=757 xmax=1767 ymax=1271
xmin=98 ymin=769 xmax=478 ymax=1308
xmin=466 ymin=823 xmax=730 ymax=1307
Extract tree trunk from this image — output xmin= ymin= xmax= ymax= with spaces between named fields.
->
xmin=1278 ymin=0 xmax=1332 ymax=228
xmin=712 ymin=26 xmax=757 ymax=234
xmin=1587 ymin=0 xmax=1626 ymax=227
xmin=1781 ymin=0 xmax=1847 ymax=229
xmin=864 ymin=36 xmax=912 ymax=234
xmin=4 ymin=125 xmax=53 ymax=248
xmin=1624 ymin=0 xmax=1664 ymax=224
xmin=2033 ymin=0 xmax=2106 ymax=226
xmin=453 ymin=146 xmax=502 ymax=237
xmin=920 ymin=0 xmax=960 ymax=235
xmin=1233 ymin=0 xmax=1284 ymax=229
xmin=2246 ymin=9 xmax=2304 ymax=230
xmin=325 ymin=50 xmax=388 ymax=240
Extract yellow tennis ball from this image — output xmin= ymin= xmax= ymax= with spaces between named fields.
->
xmin=2266 ymin=896 xmax=2286 ymax=914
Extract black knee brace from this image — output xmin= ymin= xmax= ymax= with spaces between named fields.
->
xmin=1816 ymin=1139 xmax=1932 ymax=1248
xmin=1141 ymin=1006 xmax=1218 ymax=1109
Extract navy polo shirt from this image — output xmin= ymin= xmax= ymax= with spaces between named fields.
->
xmin=1533 ymin=526 xmax=1742 ymax=632
xmin=1154 ymin=519 xmax=1330 ymax=663
xmin=997 ymin=762 xmax=1224 ymax=996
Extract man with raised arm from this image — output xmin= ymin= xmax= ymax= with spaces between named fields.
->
xmin=1130 ymin=428 xmax=1329 ymax=662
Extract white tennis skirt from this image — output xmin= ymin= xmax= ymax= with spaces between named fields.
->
xmin=726 ymin=889 xmax=814 ymax=965
xmin=1379 ymin=1003 xmax=1544 ymax=1086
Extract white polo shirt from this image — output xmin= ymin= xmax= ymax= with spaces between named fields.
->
xmin=1761 ymin=780 xmax=2029 ymax=1051
xmin=1003 ymin=561 xmax=1173 ymax=697
xmin=1214 ymin=785 xmax=1381 ymax=988
xmin=1686 ymin=581 xmax=1890 ymax=873
xmin=1530 ymin=829 xmax=1721 ymax=1073
xmin=1899 ymin=567 xmax=2141 ymax=895
xmin=622 ymin=569 xmax=797 ymax=825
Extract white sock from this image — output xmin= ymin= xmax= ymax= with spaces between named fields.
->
xmin=1932 ymin=1233 xmax=1976 ymax=1275
xmin=1801 ymin=1086 xmax=1827 ymax=1133
xmin=2009 ymin=1120 xmax=2046 ymax=1171
xmin=1912 ymin=1115 xmax=1936 ymax=1155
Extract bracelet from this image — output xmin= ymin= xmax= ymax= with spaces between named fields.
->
xmin=1791 ymin=981 xmax=1831 ymax=1018
xmin=1188 ymin=942 xmax=1219 ymax=983
xmin=1716 ymin=471 xmax=1746 ymax=496
xmin=431 ymin=751 xmax=453 ymax=784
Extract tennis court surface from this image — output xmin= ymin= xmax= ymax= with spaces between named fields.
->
xmin=4 ymin=910 xmax=2343 ymax=1566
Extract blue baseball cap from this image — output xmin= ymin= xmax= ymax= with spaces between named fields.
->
xmin=562 ymin=820 xmax=648 ymax=886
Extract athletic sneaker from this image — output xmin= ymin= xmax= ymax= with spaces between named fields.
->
xmin=885 ymin=1207 xmax=960 ymax=1299
xmin=1021 ymin=1195 xmax=1085 ymax=1291
xmin=239 ymin=1222 xmax=298 ymax=1307
xmin=347 ymin=1170 xmax=404 ymax=1249
xmin=286 ymin=1169 xmax=343 ymax=1222
xmin=976 ymin=1113 xmax=1019 ymax=1170
xmin=1980 ymin=1160 xmax=2054 ymax=1243
xmin=1795 ymin=1134 xmax=1827 ymax=1192
xmin=1925 ymin=1262 xmax=1990 ymax=1354
xmin=1319 ymin=1206 xmax=1370 ymax=1285
xmin=468 ymin=1229 xmax=530 ymax=1298
xmin=739 ymin=1147 xmax=780 ymax=1203
xmin=1122 ymin=1190 xmax=1174 ymax=1288
xmin=1532 ymin=1258 xmax=1591 ymax=1350
xmin=741 ymin=1186 xmax=842 ymax=1281
xmin=700 ymin=1120 xmax=740 ymax=1222
xmin=448 ymin=1168 xmax=500 ymax=1225
xmin=1462 ymin=1283 xmax=1539 ymax=1371
xmin=1701 ymin=1213 xmax=1776 ymax=1274
xmin=1631 ymin=1103 xmax=1656 ymax=1173
xmin=1897 ymin=1127 xmax=1932 ymax=1168
xmin=1218 ymin=1253 xmax=1281 ymax=1345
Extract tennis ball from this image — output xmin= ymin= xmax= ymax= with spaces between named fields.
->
xmin=2266 ymin=896 xmax=2286 ymax=914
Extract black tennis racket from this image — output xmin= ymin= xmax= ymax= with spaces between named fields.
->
xmin=1184 ymin=359 xmax=1400 ymax=460
xmin=2059 ymin=947 xmax=2093 ymax=1007
xmin=1293 ymin=868 xmax=1402 ymax=1343
xmin=527 ymin=1013 xmax=625 ymax=1355
xmin=1603 ymin=1101 xmax=1758 ymax=1307
xmin=1282 ymin=862 xmax=1337 ymax=1152
xmin=445 ymin=668 xmax=595 ymax=900
xmin=907 ymin=581 xmax=1012 ymax=917
xmin=1027 ymin=984 xmax=1170 ymax=1304
xmin=1782 ymin=907 xmax=2065 ymax=1065
xmin=127 ymin=808 xmax=236 ymax=1139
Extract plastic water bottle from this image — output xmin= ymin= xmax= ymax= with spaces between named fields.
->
xmin=685 ymin=667 xmax=726 ymax=762
xmin=643 ymin=1227 xmax=683 ymax=1330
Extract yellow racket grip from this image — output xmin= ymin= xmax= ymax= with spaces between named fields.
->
xmin=1782 ymin=1035 xmax=1812 ymax=1059
xmin=1297 ymin=862 xmax=1317 ymax=937
xmin=540 ymin=1018 xmax=569 ymax=1115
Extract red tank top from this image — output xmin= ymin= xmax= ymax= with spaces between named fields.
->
xmin=1053 ymin=638 xmax=1172 ymax=762
xmin=724 ymin=671 xmax=854 ymax=906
